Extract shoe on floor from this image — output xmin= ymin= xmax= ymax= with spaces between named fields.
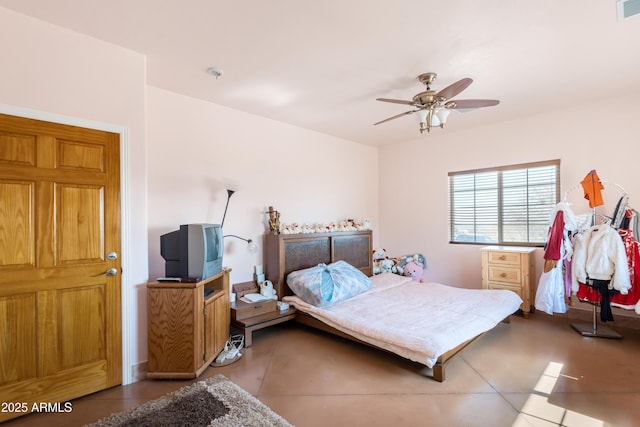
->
xmin=210 ymin=334 xmax=244 ymax=367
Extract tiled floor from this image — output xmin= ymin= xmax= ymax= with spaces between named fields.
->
xmin=4 ymin=312 xmax=640 ymax=427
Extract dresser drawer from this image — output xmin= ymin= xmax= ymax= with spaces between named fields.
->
xmin=486 ymin=282 xmax=523 ymax=300
xmin=487 ymin=265 xmax=521 ymax=284
xmin=485 ymin=251 xmax=522 ymax=266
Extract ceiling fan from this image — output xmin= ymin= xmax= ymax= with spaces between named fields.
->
xmin=374 ymin=72 xmax=499 ymax=133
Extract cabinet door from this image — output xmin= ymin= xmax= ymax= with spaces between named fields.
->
xmin=204 ymin=297 xmax=217 ymax=362
xmin=214 ymin=294 xmax=230 ymax=352
xmin=204 ymin=294 xmax=230 ymax=361
xmin=148 ymin=287 xmax=199 ymax=374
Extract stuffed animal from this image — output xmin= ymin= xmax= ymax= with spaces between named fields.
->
xmin=391 ymin=257 xmax=404 ymax=275
xmin=409 ymin=253 xmax=427 ymax=268
xmin=372 ymin=248 xmax=387 ymax=262
xmin=379 ymin=258 xmax=395 ymax=273
xmin=260 ymin=280 xmax=278 ymax=300
xmin=372 ymin=248 xmax=388 ymax=275
xmin=403 ymin=260 xmax=425 ymax=282
xmin=395 ymin=253 xmax=427 ymax=278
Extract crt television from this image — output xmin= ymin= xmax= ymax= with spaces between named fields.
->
xmin=160 ymin=223 xmax=223 ymax=279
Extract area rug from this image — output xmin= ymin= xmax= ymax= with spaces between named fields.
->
xmin=86 ymin=374 xmax=293 ymax=427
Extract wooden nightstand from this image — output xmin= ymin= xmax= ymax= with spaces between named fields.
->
xmin=230 ymin=303 xmax=297 ymax=347
xmin=481 ymin=246 xmax=536 ymax=318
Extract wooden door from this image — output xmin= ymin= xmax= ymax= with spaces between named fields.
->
xmin=0 ymin=114 xmax=121 ymax=422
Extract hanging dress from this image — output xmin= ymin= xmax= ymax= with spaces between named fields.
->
xmin=535 ymin=202 xmax=577 ymax=314
xmin=610 ymin=209 xmax=640 ymax=314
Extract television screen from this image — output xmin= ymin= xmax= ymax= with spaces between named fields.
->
xmin=160 ymin=223 xmax=223 ymax=279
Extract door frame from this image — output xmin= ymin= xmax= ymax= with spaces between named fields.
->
xmin=0 ymin=103 xmax=136 ymax=385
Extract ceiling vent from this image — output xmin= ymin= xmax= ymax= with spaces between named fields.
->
xmin=618 ymin=0 xmax=640 ymax=20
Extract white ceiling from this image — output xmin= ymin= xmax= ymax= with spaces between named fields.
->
xmin=2 ymin=0 xmax=639 ymax=147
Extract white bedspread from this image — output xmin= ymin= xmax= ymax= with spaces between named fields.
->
xmin=283 ymin=272 xmax=522 ymax=368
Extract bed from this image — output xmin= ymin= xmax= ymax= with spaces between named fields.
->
xmin=263 ymin=230 xmax=522 ymax=382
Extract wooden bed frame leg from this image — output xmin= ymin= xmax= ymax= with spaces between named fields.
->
xmin=433 ymin=364 xmax=445 ymax=382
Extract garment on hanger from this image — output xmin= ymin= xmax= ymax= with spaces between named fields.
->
xmin=592 ymin=279 xmax=616 ymax=322
xmin=611 ymin=195 xmax=630 ymax=229
xmin=571 ymin=223 xmax=631 ymax=295
xmin=535 ymin=263 xmax=566 ymax=314
xmin=609 ymin=209 xmax=640 ymax=314
xmin=580 ymin=169 xmax=605 ymax=208
xmin=543 ymin=210 xmax=564 ymax=273
xmin=536 ymin=202 xmax=577 ymax=314
xmin=573 ymin=223 xmax=632 ymax=320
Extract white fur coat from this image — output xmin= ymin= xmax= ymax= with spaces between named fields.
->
xmin=572 ymin=224 xmax=631 ymax=294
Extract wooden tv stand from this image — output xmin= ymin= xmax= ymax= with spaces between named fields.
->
xmin=146 ymin=269 xmax=231 ymax=379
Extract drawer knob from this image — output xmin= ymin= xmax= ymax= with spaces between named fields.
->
xmin=499 ymin=255 xmax=506 ymax=260
xmin=500 ymin=273 xmax=507 ymax=278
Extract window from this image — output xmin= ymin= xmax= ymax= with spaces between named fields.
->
xmin=448 ymin=160 xmax=560 ymax=246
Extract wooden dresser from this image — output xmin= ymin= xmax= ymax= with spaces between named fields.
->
xmin=481 ymin=246 xmax=536 ymax=318
xmin=146 ymin=269 xmax=230 ymax=378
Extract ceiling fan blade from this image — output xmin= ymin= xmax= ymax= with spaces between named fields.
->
xmin=435 ymin=78 xmax=473 ymax=100
xmin=446 ymin=99 xmax=500 ymax=109
xmin=374 ymin=109 xmax=418 ymax=125
xmin=376 ymin=98 xmax=414 ymax=105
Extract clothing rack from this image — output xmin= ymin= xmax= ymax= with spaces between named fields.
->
xmin=562 ymin=179 xmax=627 ymax=339
xmin=562 ymin=181 xmax=627 ymax=203
xmin=570 ymin=275 xmax=621 ymax=339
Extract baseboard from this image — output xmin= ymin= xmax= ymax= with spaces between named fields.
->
xmin=130 ymin=361 xmax=148 ymax=382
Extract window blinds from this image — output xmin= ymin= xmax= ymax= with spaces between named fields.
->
xmin=449 ymin=161 xmax=559 ymax=245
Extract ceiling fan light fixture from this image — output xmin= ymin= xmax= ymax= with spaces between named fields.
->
xmin=435 ymin=109 xmax=450 ymax=127
xmin=430 ymin=111 xmax=441 ymax=127
xmin=416 ymin=109 xmax=430 ymax=133
xmin=374 ymin=72 xmax=499 ymax=134
xmin=417 ymin=108 xmax=445 ymax=132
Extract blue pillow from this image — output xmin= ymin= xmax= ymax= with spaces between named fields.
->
xmin=287 ymin=260 xmax=372 ymax=307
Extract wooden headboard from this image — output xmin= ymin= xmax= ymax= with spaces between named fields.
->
xmin=263 ymin=230 xmax=372 ymax=299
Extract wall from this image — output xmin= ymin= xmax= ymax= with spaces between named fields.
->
xmin=146 ymin=87 xmax=379 ymax=285
xmin=0 ymin=7 xmax=148 ymax=382
xmin=379 ymin=93 xmax=640 ymax=297
xmin=0 ymin=6 xmax=379 ymax=384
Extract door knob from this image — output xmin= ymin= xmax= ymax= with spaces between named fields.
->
xmin=107 ymin=252 xmax=118 ymax=260
xmin=94 ymin=268 xmax=118 ymax=277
